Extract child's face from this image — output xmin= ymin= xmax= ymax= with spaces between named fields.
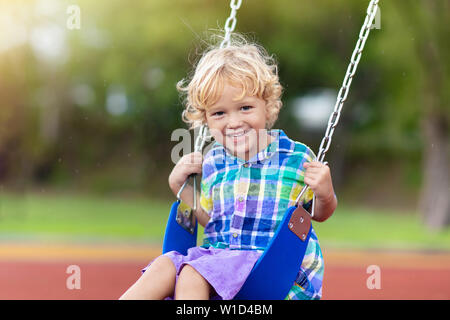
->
xmin=205 ymin=83 xmax=273 ymax=161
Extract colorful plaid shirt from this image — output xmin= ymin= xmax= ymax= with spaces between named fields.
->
xmin=199 ymin=129 xmax=324 ymax=300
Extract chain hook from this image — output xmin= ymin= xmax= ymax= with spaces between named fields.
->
xmin=176 ymin=125 xmax=211 ymax=211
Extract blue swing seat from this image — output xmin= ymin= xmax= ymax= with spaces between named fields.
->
xmin=163 ymin=201 xmax=198 ymax=255
xmin=162 ymin=200 xmax=312 ymax=300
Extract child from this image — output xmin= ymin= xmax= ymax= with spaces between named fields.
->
xmin=120 ymin=35 xmax=337 ymax=300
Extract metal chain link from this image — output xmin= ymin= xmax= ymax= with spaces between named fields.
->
xmin=295 ymin=0 xmax=380 ymax=211
xmin=178 ymin=0 xmax=244 ymax=208
xmin=178 ymin=0 xmax=379 ymax=216
xmin=316 ymin=0 xmax=379 ymax=163
xmin=220 ymin=0 xmax=243 ymax=48
xmin=176 ymin=125 xmax=211 ymax=210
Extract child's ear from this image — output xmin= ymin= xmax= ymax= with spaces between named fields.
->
xmin=265 ymin=113 xmax=272 ymax=130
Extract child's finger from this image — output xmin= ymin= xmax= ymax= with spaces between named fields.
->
xmin=304 ymin=176 xmax=317 ymax=188
xmin=307 ymin=161 xmax=324 ymax=168
xmin=183 ymin=163 xmax=202 ymax=176
xmin=185 ymin=152 xmax=203 ymax=165
xmin=190 ymin=152 xmax=203 ymax=160
xmin=303 ymin=161 xmax=319 ymax=168
xmin=191 ymin=165 xmax=202 ymax=174
xmin=305 ymin=167 xmax=321 ymax=174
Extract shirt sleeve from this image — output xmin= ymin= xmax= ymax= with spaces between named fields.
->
xmin=299 ymin=145 xmax=316 ymax=211
xmin=199 ymin=176 xmax=213 ymax=215
xmin=199 ymin=150 xmax=216 ymax=215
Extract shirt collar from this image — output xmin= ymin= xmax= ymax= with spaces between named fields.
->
xmin=211 ymin=129 xmax=292 ymax=164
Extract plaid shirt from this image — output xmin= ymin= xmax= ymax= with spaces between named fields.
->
xmin=199 ymin=129 xmax=324 ymax=300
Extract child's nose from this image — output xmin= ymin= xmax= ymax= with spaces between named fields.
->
xmin=227 ymin=113 xmax=243 ymax=128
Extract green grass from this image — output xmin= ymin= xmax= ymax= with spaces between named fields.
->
xmin=0 ymin=191 xmax=169 ymax=243
xmin=0 ymin=191 xmax=449 ymax=250
xmin=313 ymin=206 xmax=450 ymax=250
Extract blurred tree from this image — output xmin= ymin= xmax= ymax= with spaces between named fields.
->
xmin=394 ymin=0 xmax=449 ymax=229
xmin=0 ymin=0 xmax=448 ymax=221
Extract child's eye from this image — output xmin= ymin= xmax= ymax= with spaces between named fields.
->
xmin=241 ymin=105 xmax=253 ymax=111
xmin=212 ymin=111 xmax=224 ymax=117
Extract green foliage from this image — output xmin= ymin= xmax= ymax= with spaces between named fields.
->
xmin=0 ymin=0 xmax=447 ymax=203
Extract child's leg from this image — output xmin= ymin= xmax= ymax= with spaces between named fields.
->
xmin=175 ymin=264 xmax=211 ymax=300
xmin=119 ymin=256 xmax=176 ymax=300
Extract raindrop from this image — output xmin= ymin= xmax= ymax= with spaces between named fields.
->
xmin=106 ymin=85 xmax=128 ymax=116
xmin=71 ymin=84 xmax=95 ymax=107
xmin=144 ymin=67 xmax=165 ymax=90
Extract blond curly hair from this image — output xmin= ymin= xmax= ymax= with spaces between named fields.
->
xmin=177 ymin=34 xmax=283 ymax=130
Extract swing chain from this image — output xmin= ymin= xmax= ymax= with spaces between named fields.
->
xmin=295 ymin=0 xmax=380 ymax=214
xmin=220 ymin=0 xmax=243 ymax=48
xmin=176 ymin=125 xmax=211 ymax=211
xmin=317 ymin=0 xmax=379 ymax=163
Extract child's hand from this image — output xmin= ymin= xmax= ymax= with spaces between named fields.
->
xmin=168 ymin=152 xmax=203 ymax=195
xmin=303 ymin=161 xmax=335 ymax=203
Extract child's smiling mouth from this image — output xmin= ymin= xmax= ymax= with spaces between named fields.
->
xmin=225 ymin=130 xmax=250 ymax=144
xmin=226 ymin=130 xmax=247 ymax=137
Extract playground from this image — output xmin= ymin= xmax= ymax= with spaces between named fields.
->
xmin=0 ymin=190 xmax=449 ymax=300
xmin=0 ymin=242 xmax=449 ymax=300
xmin=0 ymin=0 xmax=449 ymax=300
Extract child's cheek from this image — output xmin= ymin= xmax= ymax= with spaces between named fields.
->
xmin=214 ymin=134 xmax=225 ymax=146
xmin=207 ymin=127 xmax=224 ymax=145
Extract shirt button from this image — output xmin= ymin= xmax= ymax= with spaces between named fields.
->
xmin=232 ymin=233 xmax=238 ymax=238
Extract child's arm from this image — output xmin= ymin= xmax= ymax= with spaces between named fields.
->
xmin=173 ymin=183 xmax=210 ymax=227
xmin=303 ymin=161 xmax=337 ymax=222
xmin=168 ymin=152 xmax=211 ymax=227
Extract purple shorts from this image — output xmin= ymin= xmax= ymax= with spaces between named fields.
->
xmin=142 ymin=246 xmax=262 ymax=300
